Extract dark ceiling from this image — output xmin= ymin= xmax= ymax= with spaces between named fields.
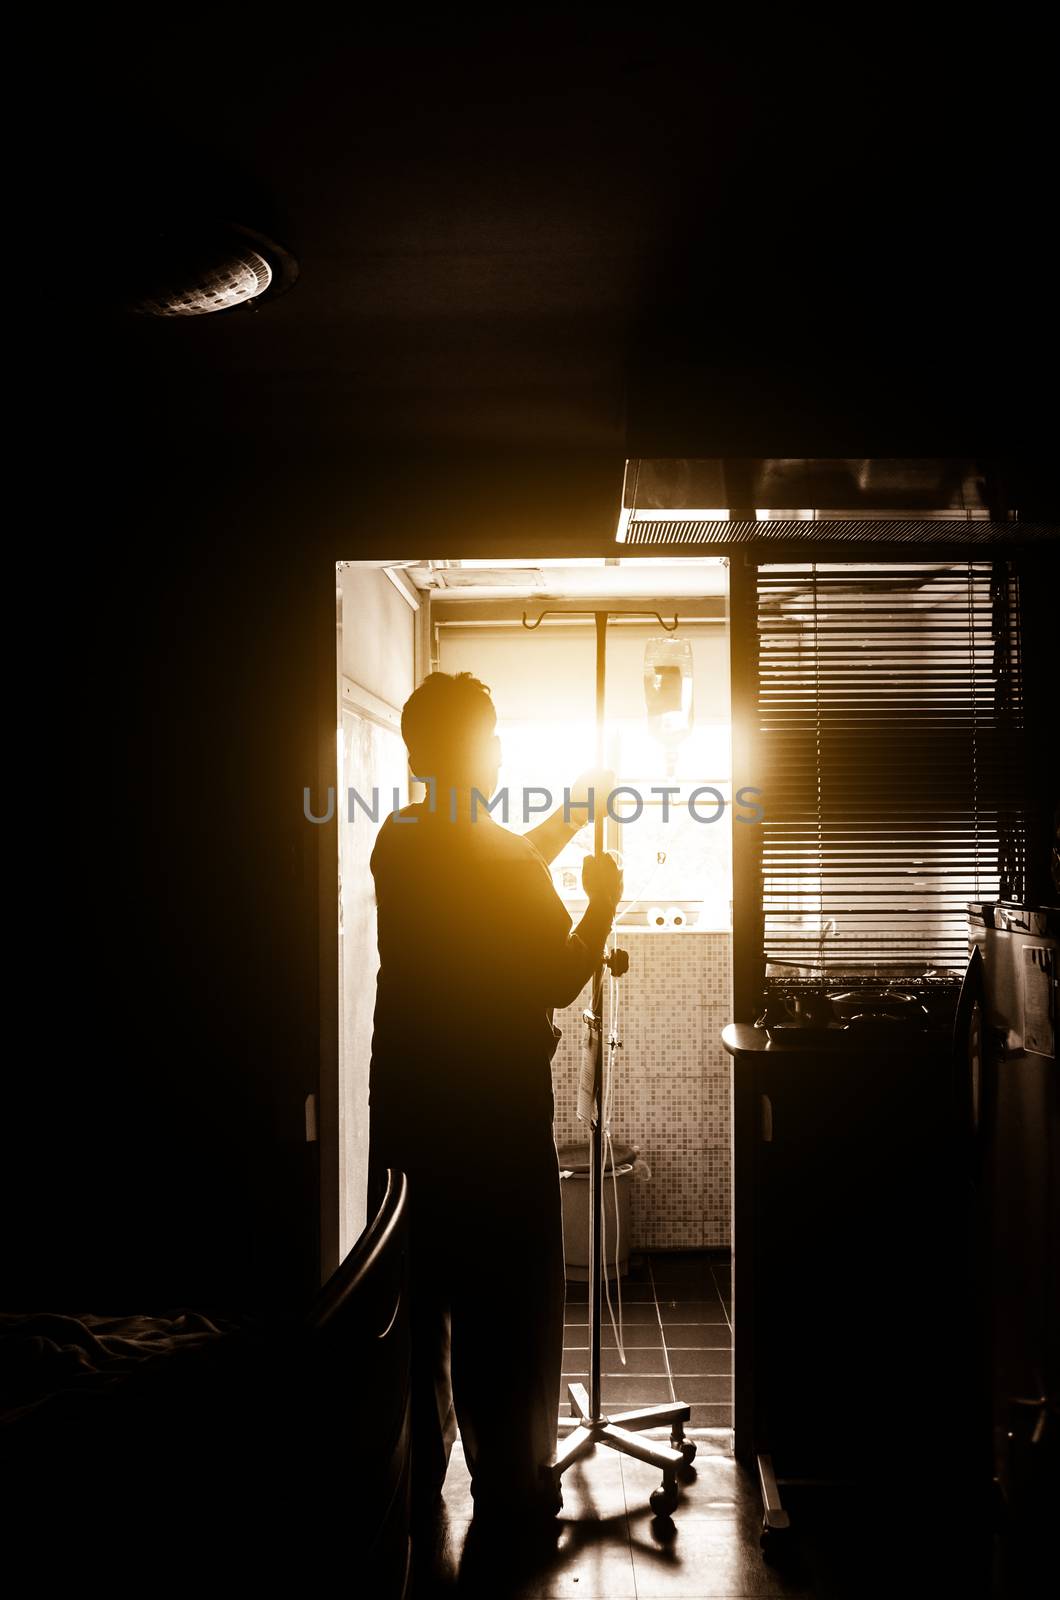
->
xmin=66 ymin=23 xmax=1056 ymax=491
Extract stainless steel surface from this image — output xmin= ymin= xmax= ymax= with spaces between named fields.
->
xmin=969 ymin=908 xmax=1059 ymax=1057
xmin=965 ymin=901 xmax=1057 ymax=1515
xmin=621 ymin=458 xmax=995 ymax=514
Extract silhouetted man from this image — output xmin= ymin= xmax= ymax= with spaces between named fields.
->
xmin=368 ymin=670 xmax=621 ymax=1532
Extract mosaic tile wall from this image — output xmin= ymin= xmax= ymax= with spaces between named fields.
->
xmin=551 ymin=932 xmax=733 ymax=1248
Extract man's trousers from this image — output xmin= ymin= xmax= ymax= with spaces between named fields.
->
xmin=373 ymin=1121 xmax=566 ymax=1518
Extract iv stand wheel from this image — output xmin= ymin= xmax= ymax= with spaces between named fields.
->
xmin=670 ymin=1425 xmax=697 ymax=1468
xmin=650 ymin=1473 xmax=680 ymax=1518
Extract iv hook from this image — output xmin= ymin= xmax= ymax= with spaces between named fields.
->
xmin=521 ymin=608 xmax=679 ymax=631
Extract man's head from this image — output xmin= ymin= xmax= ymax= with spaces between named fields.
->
xmin=401 ymin=671 xmax=501 ymax=795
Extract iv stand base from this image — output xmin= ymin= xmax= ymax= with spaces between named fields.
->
xmin=552 ymin=1384 xmax=696 ymax=1519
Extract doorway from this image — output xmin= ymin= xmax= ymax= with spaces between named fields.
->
xmin=329 ymin=555 xmax=735 ymax=1426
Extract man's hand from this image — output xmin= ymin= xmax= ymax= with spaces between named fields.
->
xmin=582 ymin=851 xmax=623 ymax=909
xmin=568 ymin=768 xmax=616 ymax=823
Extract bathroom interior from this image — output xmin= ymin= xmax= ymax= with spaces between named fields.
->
xmin=336 ymin=554 xmax=737 ymax=1429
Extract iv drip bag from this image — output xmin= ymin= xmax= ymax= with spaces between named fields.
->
xmin=644 ymin=636 xmax=694 ymax=774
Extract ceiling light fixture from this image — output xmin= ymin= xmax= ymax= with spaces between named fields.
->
xmin=126 ymin=222 xmax=299 ymax=318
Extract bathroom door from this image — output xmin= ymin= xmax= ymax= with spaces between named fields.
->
xmin=338 ymin=701 xmax=408 ymax=1260
xmin=329 ymin=563 xmax=417 ymax=1272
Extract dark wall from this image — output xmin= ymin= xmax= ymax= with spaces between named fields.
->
xmin=21 ymin=450 xmax=323 ymax=1309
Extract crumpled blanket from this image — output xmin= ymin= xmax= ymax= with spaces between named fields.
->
xmin=0 ymin=1308 xmax=261 ymax=1429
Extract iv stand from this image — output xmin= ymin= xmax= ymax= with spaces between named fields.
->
xmin=521 ymin=607 xmax=696 ymax=1519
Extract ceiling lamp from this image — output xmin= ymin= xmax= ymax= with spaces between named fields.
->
xmin=127 ymin=222 xmax=298 ymax=318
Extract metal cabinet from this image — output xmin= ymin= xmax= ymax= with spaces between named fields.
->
xmin=724 ymin=1025 xmax=966 ymax=1492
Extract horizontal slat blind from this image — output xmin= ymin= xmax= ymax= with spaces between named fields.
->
xmin=755 ymin=561 xmax=1026 ymax=976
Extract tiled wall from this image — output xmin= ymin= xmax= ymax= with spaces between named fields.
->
xmin=551 ymin=932 xmax=732 ymax=1249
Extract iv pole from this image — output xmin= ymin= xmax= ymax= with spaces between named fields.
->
xmin=521 ymin=606 xmax=696 ymax=1519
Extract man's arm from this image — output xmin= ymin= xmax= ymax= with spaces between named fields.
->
xmin=544 ymin=853 xmax=623 ymax=1007
xmin=524 ymin=808 xmax=580 ymax=868
xmin=524 ymin=769 xmax=614 ymax=866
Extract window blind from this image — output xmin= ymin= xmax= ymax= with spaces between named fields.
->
xmin=754 ymin=561 xmax=1026 ymax=977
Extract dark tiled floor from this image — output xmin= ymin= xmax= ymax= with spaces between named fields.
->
xmin=416 ymin=1436 xmax=991 ymax=1599
xmin=561 ymin=1251 xmax=732 ymax=1431
xmin=412 ymin=1253 xmax=994 ymax=1597
xmin=417 ymin=1439 xmax=991 ymax=1598
xmin=417 ymin=1430 xmax=801 ymax=1597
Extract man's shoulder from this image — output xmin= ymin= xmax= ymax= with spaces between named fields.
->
xmin=472 ymin=814 xmax=552 ymax=870
xmin=371 ymin=804 xmax=554 ymax=885
xmin=370 ymin=802 xmax=426 ymax=870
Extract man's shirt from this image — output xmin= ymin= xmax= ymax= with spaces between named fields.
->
xmin=368 ymin=802 xmax=582 ymax=1170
